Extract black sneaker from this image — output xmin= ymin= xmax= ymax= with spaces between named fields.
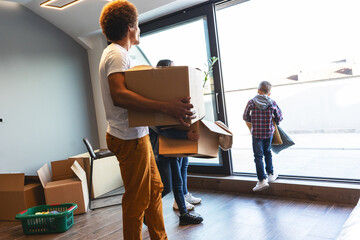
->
xmin=179 ymin=212 xmax=203 ymax=226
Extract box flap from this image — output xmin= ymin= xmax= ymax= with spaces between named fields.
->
xmin=188 ymin=67 xmax=205 ymax=124
xmin=71 ymin=161 xmax=87 ymax=183
xmin=201 ymin=119 xmax=232 ymax=135
xmin=51 ymin=158 xmax=86 ymax=181
xmin=0 ymin=173 xmax=24 ymax=191
xmin=37 ymin=164 xmax=52 ymax=188
xmin=71 ymin=160 xmax=89 ymax=211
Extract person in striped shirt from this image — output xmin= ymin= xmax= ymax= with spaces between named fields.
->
xmin=243 ymin=81 xmax=283 ymax=191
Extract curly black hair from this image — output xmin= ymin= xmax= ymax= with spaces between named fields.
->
xmin=100 ymin=0 xmax=138 ymax=42
xmin=156 ymin=59 xmax=174 ymax=67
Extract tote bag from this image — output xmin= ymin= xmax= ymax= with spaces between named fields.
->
xmin=271 ymin=126 xmax=295 ymax=154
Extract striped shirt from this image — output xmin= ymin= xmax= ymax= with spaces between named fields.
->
xmin=243 ymin=96 xmax=283 ymax=139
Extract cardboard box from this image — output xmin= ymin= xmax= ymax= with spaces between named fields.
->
xmin=51 ymin=158 xmax=87 ymax=182
xmin=0 ymin=173 xmax=45 ymax=221
xmin=125 ymin=65 xmax=205 ymax=127
xmin=159 ymin=119 xmax=232 ymax=158
xmin=68 ymin=153 xmax=123 ymax=199
xmin=37 ymin=161 xmax=88 ymax=215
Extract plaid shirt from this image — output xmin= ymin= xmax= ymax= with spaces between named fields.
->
xmin=243 ymin=97 xmax=283 ymax=139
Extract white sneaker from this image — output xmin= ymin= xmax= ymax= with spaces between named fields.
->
xmin=184 ymin=192 xmax=201 ymax=205
xmin=268 ymin=172 xmax=278 ymax=182
xmin=253 ymin=179 xmax=269 ymax=191
xmin=173 ymin=200 xmax=194 ymax=211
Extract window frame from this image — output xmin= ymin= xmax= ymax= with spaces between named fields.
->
xmin=140 ymin=2 xmax=232 ymax=175
xmin=213 ymin=0 xmax=360 ymax=183
xmin=139 ymin=0 xmax=360 ymax=183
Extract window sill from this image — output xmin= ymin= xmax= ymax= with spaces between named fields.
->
xmin=187 ymin=173 xmax=360 ymax=205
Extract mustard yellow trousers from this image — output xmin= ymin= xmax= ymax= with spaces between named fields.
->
xmin=106 ymin=133 xmax=168 ymax=240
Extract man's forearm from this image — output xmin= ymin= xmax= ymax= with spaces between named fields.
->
xmin=112 ymin=87 xmax=169 ymax=113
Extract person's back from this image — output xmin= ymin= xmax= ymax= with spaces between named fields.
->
xmin=246 ymin=94 xmax=281 ymax=139
xmin=243 ymin=81 xmax=283 ymax=191
xmin=150 ymin=59 xmax=203 ymax=226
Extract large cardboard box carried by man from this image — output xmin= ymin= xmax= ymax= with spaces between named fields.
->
xmin=0 ymin=173 xmax=45 ymax=221
xmin=37 ymin=160 xmax=88 ymax=215
xmin=125 ymin=65 xmax=205 ymax=127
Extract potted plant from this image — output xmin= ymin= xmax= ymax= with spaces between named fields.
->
xmin=203 ymin=56 xmax=218 ymax=94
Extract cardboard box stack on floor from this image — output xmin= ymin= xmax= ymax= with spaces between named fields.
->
xmin=37 ymin=160 xmax=88 ymax=215
xmin=1 ymin=155 xmax=121 ymax=220
xmin=125 ymin=65 xmax=205 ymax=127
xmin=0 ymin=173 xmax=45 ymax=221
xmin=68 ymin=153 xmax=123 ymax=199
xmin=159 ymin=119 xmax=232 ymax=158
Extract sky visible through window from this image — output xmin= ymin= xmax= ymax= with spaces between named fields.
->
xmin=216 ymin=0 xmax=360 ymax=179
xmin=138 ymin=18 xmax=209 ymax=71
xmin=216 ymin=0 xmax=360 ymax=91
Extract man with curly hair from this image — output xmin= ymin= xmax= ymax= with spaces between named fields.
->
xmin=99 ymin=1 xmax=195 ymax=239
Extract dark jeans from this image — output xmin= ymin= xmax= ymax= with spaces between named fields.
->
xmin=156 ymin=156 xmax=188 ymax=215
xmin=180 ymin=157 xmax=189 ymax=195
xmin=252 ymin=136 xmax=273 ymax=181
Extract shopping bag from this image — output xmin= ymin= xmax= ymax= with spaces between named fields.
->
xmin=245 ymin=121 xmax=282 ymax=145
xmin=272 ymin=124 xmax=283 ymax=145
xmin=271 ymin=126 xmax=295 ymax=154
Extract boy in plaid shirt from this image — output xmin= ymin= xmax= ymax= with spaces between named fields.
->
xmin=243 ymin=81 xmax=283 ymax=191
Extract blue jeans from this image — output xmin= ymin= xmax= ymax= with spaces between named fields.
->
xmin=156 ymin=157 xmax=172 ymax=197
xmin=156 ymin=156 xmax=188 ymax=215
xmin=252 ymin=136 xmax=273 ymax=181
xmin=180 ymin=157 xmax=189 ymax=195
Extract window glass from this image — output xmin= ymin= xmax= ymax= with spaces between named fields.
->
xmin=216 ymin=0 xmax=360 ymax=179
xmin=129 ymin=46 xmax=151 ymax=66
xmin=136 ymin=18 xmax=220 ymax=165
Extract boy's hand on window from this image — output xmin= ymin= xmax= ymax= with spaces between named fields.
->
xmin=187 ymin=130 xmax=200 ymax=141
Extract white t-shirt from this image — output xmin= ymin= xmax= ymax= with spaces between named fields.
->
xmin=99 ymin=43 xmax=148 ymax=140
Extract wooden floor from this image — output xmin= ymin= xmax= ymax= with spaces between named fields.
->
xmin=1 ymin=189 xmax=354 ymax=240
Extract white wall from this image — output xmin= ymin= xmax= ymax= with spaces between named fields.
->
xmin=86 ymin=33 xmax=108 ymax=149
xmin=0 ymin=1 xmax=99 ymax=175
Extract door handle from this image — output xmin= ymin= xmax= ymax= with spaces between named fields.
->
xmin=215 ymin=92 xmax=220 ymax=114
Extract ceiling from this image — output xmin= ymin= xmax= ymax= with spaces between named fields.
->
xmin=7 ymin=0 xmax=208 ymax=48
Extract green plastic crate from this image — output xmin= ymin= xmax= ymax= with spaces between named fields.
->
xmin=15 ymin=203 xmax=77 ymax=235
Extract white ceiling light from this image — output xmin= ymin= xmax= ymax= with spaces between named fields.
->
xmin=40 ymin=0 xmax=82 ymax=10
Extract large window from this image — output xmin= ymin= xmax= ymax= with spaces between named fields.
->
xmin=136 ymin=0 xmax=360 ymax=181
xmin=136 ymin=14 xmax=225 ymax=168
xmin=216 ymin=0 xmax=360 ymax=180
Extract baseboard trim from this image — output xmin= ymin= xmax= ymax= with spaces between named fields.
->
xmin=188 ymin=174 xmax=360 ymax=205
